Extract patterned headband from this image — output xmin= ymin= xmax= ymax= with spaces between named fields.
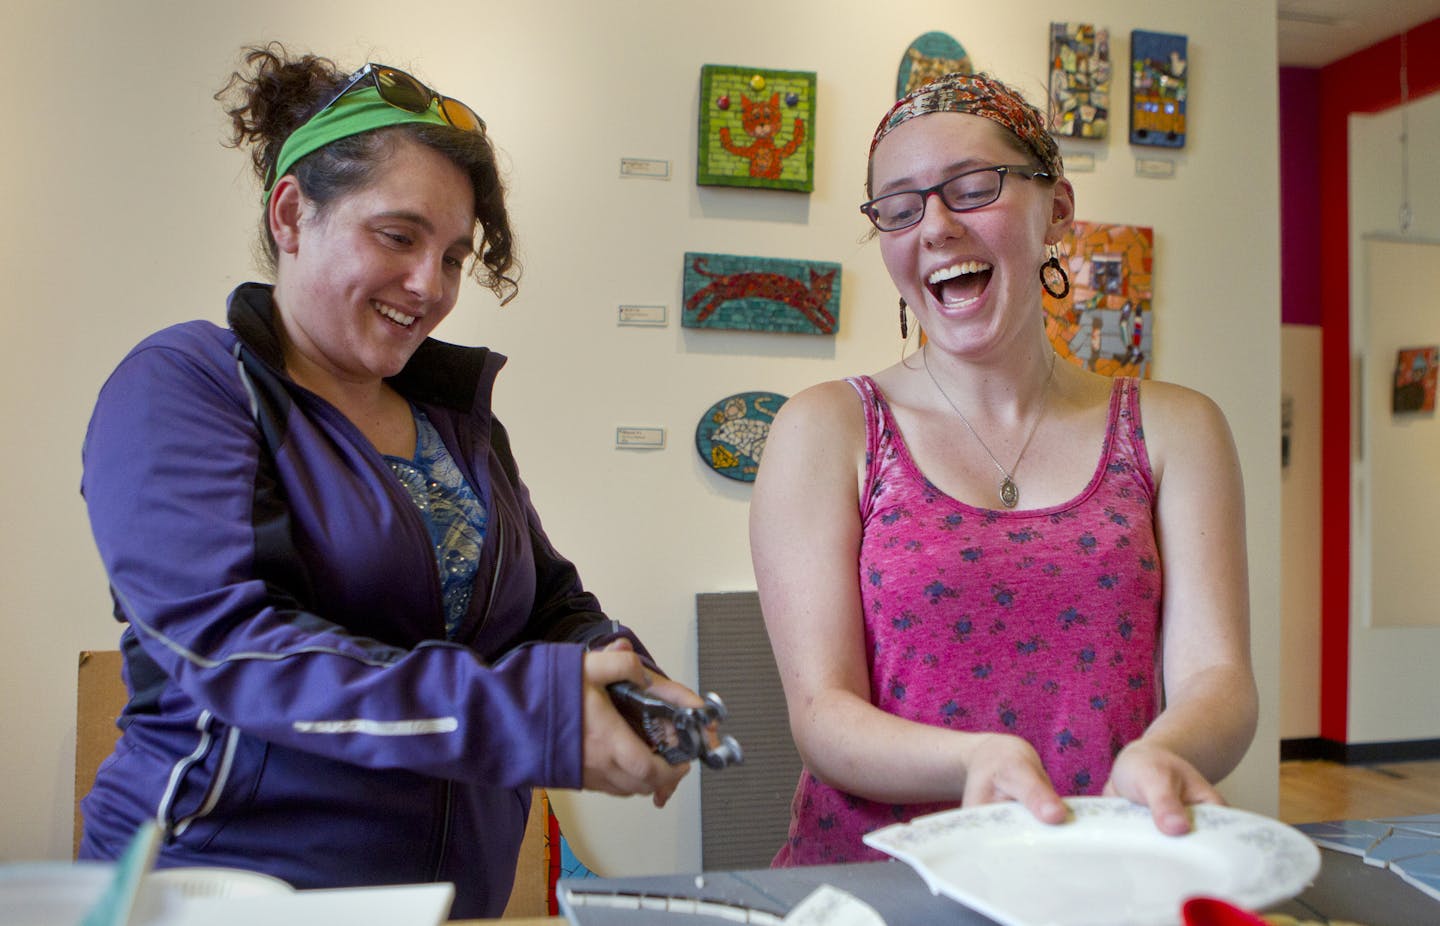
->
xmin=869 ymin=71 xmax=1064 ymax=178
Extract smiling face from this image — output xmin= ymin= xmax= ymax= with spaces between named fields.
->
xmin=269 ymin=134 xmax=478 ymax=389
xmin=871 ymin=112 xmax=1073 ymax=357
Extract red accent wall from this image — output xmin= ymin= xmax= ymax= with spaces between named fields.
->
xmin=1280 ymin=68 xmax=1322 ymax=328
xmin=1316 ymin=18 xmax=1440 ymax=742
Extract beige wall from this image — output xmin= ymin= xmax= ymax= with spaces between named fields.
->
xmin=1280 ymin=325 xmax=1322 ymax=739
xmin=1 ymin=0 xmax=1282 ymax=872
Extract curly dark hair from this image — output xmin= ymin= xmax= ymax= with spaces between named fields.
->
xmin=215 ymin=42 xmax=518 ymax=303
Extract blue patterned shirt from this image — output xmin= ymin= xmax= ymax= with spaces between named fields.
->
xmin=385 ymin=408 xmax=487 ymax=638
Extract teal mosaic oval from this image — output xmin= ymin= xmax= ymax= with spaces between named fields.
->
xmin=695 ymin=391 xmax=788 ymax=482
xmin=896 ymin=32 xmax=973 ymax=99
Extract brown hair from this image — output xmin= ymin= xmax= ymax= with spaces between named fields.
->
xmin=215 ymin=42 xmax=519 ymax=303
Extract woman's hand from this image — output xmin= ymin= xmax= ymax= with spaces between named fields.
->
xmin=960 ymin=733 xmax=1068 ymax=825
xmin=580 ymin=640 xmax=693 ymax=807
xmin=1103 ymin=740 xmax=1224 ymax=835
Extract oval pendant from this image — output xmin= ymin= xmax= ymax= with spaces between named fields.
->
xmin=999 ymin=476 xmax=1019 ymax=509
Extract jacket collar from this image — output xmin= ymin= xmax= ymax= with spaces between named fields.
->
xmin=226 ymin=282 xmax=506 ymax=413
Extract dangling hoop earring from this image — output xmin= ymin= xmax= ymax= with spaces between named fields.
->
xmin=1040 ymin=248 xmax=1070 ymax=299
xmin=898 ymin=297 xmax=909 ymax=340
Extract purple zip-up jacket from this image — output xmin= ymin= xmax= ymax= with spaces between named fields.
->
xmin=79 ymin=282 xmax=643 ymax=918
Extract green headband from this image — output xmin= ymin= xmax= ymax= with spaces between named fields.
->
xmin=264 ymin=85 xmax=449 ymax=204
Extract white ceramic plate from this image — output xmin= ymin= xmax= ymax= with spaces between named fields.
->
xmin=862 ymin=797 xmax=1321 ymax=926
xmin=0 ymin=862 xmax=293 ymax=926
xmin=0 ymin=862 xmax=113 ymax=926
xmin=146 ymin=866 xmax=294 ymax=898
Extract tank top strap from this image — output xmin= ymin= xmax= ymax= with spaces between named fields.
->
xmin=1106 ymin=376 xmax=1157 ymax=500
xmin=845 ymin=375 xmax=890 ymax=523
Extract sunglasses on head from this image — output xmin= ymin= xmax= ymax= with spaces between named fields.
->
xmin=322 ymin=63 xmax=486 ymax=135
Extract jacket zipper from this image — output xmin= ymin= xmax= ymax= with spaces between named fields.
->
xmin=475 ymin=513 xmax=504 ymax=635
xmin=431 ymin=512 xmax=504 ymax=880
xmin=239 ymin=341 xmax=506 ymax=884
xmin=431 ymin=780 xmax=454 ymax=881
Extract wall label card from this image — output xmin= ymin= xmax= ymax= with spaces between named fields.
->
xmin=620 ymin=158 xmax=671 ymax=179
xmin=615 ymin=427 xmax=666 ymax=450
xmin=618 ymin=304 xmax=668 ymax=327
xmin=1135 ymin=158 xmax=1176 ymax=178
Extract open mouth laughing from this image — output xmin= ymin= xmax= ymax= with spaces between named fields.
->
xmin=927 ymin=260 xmax=993 ymax=307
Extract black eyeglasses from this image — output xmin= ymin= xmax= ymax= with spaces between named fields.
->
xmin=860 ymin=164 xmax=1050 ymax=232
xmin=322 ymin=63 xmax=486 ymax=135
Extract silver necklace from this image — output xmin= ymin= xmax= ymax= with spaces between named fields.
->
xmin=922 ymin=348 xmax=1057 ymax=509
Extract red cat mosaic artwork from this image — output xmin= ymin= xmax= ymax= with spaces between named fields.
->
xmin=685 ymin=256 xmax=836 ymax=334
xmin=719 ymin=93 xmax=806 ymax=180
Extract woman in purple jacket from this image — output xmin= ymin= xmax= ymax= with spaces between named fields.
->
xmin=78 ymin=43 xmax=693 ymax=918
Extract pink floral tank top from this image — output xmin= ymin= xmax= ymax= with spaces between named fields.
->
xmin=773 ymin=375 xmax=1162 ymax=867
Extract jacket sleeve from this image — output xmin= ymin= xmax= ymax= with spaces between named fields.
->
xmin=82 ymin=334 xmax=586 ymax=790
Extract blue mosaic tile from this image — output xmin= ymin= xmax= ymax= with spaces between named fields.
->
xmin=1297 ymin=815 xmax=1440 ymax=903
xmin=1392 ymin=851 xmax=1440 ymax=878
xmin=1378 ymin=815 xmax=1440 ymax=838
xmin=1391 ymin=858 xmax=1440 ymax=903
xmin=1295 ymin=820 xmax=1393 ymax=856
xmin=1364 ymin=833 xmax=1440 ymax=866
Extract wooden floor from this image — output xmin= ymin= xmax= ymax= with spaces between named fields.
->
xmin=1279 ymin=758 xmax=1440 ymax=824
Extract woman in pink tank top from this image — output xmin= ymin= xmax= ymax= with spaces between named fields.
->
xmin=750 ymin=72 xmax=1257 ymax=867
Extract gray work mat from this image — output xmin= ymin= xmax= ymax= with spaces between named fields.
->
xmin=558 ymin=849 xmax=1437 ymax=925
xmin=559 ymin=860 xmax=997 ymax=924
